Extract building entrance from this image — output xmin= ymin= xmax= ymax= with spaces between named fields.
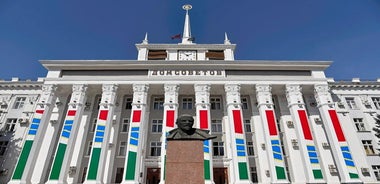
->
xmin=213 ymin=168 xmax=228 ymax=184
xmin=146 ymin=168 xmax=160 ymax=184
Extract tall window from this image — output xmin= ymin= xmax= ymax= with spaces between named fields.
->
xmin=372 ymin=97 xmax=380 ymax=110
xmin=345 ymin=97 xmax=358 ymax=109
xmin=90 ymin=119 xmax=97 ymax=132
xmin=250 ymin=167 xmax=258 ymax=183
xmin=211 ymin=120 xmax=223 ymax=133
xmin=13 ymin=97 xmax=26 ymax=109
xmin=247 ymin=141 xmax=254 ymax=156
xmin=241 ymin=97 xmax=249 ymax=110
xmin=182 ymin=97 xmax=193 ymax=110
xmin=362 ymin=140 xmax=375 ymax=155
xmin=151 ymin=119 xmax=163 ymax=133
xmin=353 ymin=118 xmax=366 ymax=131
xmin=125 ymin=97 xmax=132 ymax=110
xmin=244 ymin=119 xmax=252 ymax=133
xmin=150 ymin=142 xmax=162 ymax=156
xmin=373 ymin=165 xmax=380 ymax=181
xmin=86 ymin=141 xmax=93 ymax=156
xmin=5 ymin=118 xmax=17 ymax=132
xmin=153 ymin=97 xmax=164 ymax=110
xmin=0 ymin=141 xmax=8 ymax=156
xmin=213 ymin=142 xmax=224 ymax=156
xmin=118 ymin=141 xmax=127 ymax=156
xmin=210 ymin=97 xmax=221 ymax=110
xmin=121 ymin=118 xmax=129 ymax=133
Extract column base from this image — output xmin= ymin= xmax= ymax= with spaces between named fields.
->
xmin=83 ymin=180 xmax=103 ymax=184
xmin=45 ymin=180 xmax=66 ymax=184
xmin=205 ymin=181 xmax=215 ymax=184
xmin=120 ymin=181 xmax=140 ymax=184
xmin=8 ymin=180 xmax=27 ymax=184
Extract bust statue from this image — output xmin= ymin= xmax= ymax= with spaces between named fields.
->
xmin=167 ymin=114 xmax=217 ymax=140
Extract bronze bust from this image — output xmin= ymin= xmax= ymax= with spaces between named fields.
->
xmin=167 ymin=114 xmax=217 ymax=140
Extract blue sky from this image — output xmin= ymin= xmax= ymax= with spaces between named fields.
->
xmin=0 ymin=0 xmax=379 ymax=81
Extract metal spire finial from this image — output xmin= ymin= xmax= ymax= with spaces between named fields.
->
xmin=224 ymin=32 xmax=231 ymax=44
xmin=142 ymin=32 xmax=148 ymax=44
xmin=181 ymin=4 xmax=193 ymax=44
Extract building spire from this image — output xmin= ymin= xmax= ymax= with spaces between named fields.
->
xmin=224 ymin=32 xmax=231 ymax=44
xmin=181 ymin=4 xmax=193 ymax=44
xmin=142 ymin=32 xmax=148 ymax=44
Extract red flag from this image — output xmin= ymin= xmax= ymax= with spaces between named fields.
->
xmin=171 ymin=34 xmax=181 ymax=40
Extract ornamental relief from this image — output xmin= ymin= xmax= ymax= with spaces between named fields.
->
xmin=102 ymin=84 xmax=118 ymax=93
xmin=72 ymin=84 xmax=88 ymax=93
xmin=194 ymin=84 xmax=211 ymax=92
xmin=164 ymin=84 xmax=179 ymax=92
xmin=255 ymin=84 xmax=271 ymax=93
xmin=133 ymin=84 xmax=149 ymax=92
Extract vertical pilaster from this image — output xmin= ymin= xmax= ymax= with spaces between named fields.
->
xmin=47 ymin=84 xmax=88 ymax=183
xmin=225 ymin=84 xmax=250 ymax=183
xmin=84 ymin=84 xmax=118 ymax=184
xmin=10 ymin=84 xmax=57 ymax=184
xmin=122 ymin=84 xmax=149 ymax=184
xmin=255 ymin=84 xmax=288 ymax=183
xmin=160 ymin=84 xmax=179 ymax=184
xmin=314 ymin=84 xmax=360 ymax=183
xmin=285 ymin=84 xmax=324 ymax=182
xmin=194 ymin=84 xmax=214 ymax=184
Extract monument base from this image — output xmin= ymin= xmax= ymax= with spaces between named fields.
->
xmin=165 ymin=140 xmax=204 ymax=184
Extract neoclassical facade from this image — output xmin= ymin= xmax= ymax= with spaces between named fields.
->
xmin=1 ymin=5 xmax=380 ymax=184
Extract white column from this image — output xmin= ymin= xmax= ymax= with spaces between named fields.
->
xmin=314 ymin=84 xmax=361 ymax=183
xmin=255 ymin=84 xmax=288 ymax=183
xmin=194 ymin=84 xmax=214 ymax=184
xmin=285 ymin=84 xmax=324 ymax=183
xmin=122 ymin=84 xmax=149 ymax=184
xmin=159 ymin=84 xmax=179 ymax=184
xmin=9 ymin=84 xmax=57 ymax=184
xmin=84 ymin=84 xmax=118 ymax=184
xmin=46 ymin=84 xmax=88 ymax=184
xmin=225 ymin=84 xmax=251 ymax=184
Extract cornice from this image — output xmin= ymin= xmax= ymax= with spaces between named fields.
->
xmin=135 ymin=43 xmax=236 ymax=50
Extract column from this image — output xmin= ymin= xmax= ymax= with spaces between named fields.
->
xmin=122 ymin=84 xmax=149 ymax=184
xmin=84 ymin=84 xmax=118 ymax=184
xmin=314 ymin=84 xmax=361 ymax=183
xmin=255 ymin=84 xmax=288 ymax=183
xmin=9 ymin=84 xmax=57 ymax=184
xmin=159 ymin=84 xmax=179 ymax=184
xmin=47 ymin=84 xmax=88 ymax=183
xmin=225 ymin=84 xmax=250 ymax=183
xmin=194 ymin=84 xmax=214 ymax=184
xmin=285 ymin=84 xmax=324 ymax=182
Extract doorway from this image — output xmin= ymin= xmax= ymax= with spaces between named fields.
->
xmin=146 ymin=168 xmax=160 ymax=184
xmin=213 ymin=168 xmax=228 ymax=184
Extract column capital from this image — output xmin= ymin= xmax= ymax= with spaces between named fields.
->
xmin=38 ymin=84 xmax=58 ymax=108
xmin=255 ymin=84 xmax=271 ymax=93
xmin=285 ymin=84 xmax=304 ymax=108
xmin=164 ymin=84 xmax=179 ymax=92
xmin=73 ymin=84 xmax=88 ymax=93
xmin=194 ymin=84 xmax=211 ymax=93
xmin=102 ymin=83 xmax=118 ymax=93
xmin=133 ymin=83 xmax=149 ymax=92
xmin=314 ymin=84 xmax=334 ymax=108
xmin=255 ymin=84 xmax=273 ymax=108
xmin=68 ymin=84 xmax=88 ymax=109
xmin=224 ymin=83 xmax=240 ymax=93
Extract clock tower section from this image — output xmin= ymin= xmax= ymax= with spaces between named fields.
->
xmin=135 ymin=5 xmax=236 ymax=61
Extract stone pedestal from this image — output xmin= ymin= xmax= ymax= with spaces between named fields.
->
xmin=166 ymin=140 xmax=204 ymax=184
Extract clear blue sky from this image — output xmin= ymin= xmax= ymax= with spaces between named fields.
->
xmin=1 ymin=0 xmax=379 ymax=81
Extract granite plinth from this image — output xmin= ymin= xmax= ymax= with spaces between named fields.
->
xmin=165 ymin=140 xmax=204 ymax=184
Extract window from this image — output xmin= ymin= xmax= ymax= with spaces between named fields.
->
xmin=125 ymin=97 xmax=132 ymax=110
xmin=250 ymin=167 xmax=258 ymax=183
xmin=247 ymin=142 xmax=254 ymax=156
xmin=244 ymin=120 xmax=252 ymax=133
xmin=210 ymin=97 xmax=221 ymax=110
xmin=121 ymin=118 xmax=129 ymax=133
xmin=373 ymin=165 xmax=380 ymax=181
xmin=13 ymin=97 xmax=26 ymax=109
xmin=153 ymin=97 xmax=164 ymax=110
xmin=118 ymin=141 xmax=127 ymax=156
xmin=151 ymin=119 xmax=163 ymax=133
xmin=213 ymin=142 xmax=224 ymax=156
xmin=182 ymin=97 xmax=193 ymax=110
xmin=211 ymin=120 xmax=223 ymax=133
xmin=353 ymin=118 xmax=366 ymax=131
xmin=86 ymin=141 xmax=93 ymax=156
xmin=90 ymin=119 xmax=97 ymax=132
xmin=362 ymin=140 xmax=375 ymax=155
xmin=150 ymin=142 xmax=162 ymax=156
xmin=241 ymin=97 xmax=249 ymax=110
xmin=5 ymin=118 xmax=17 ymax=132
xmin=95 ymin=96 xmax=102 ymax=110
xmin=0 ymin=141 xmax=8 ymax=156
xmin=345 ymin=97 xmax=358 ymax=109
xmin=372 ymin=97 xmax=380 ymax=110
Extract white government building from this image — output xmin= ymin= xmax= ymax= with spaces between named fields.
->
xmin=1 ymin=5 xmax=380 ymax=184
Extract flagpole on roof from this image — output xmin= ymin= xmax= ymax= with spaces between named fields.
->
xmin=181 ymin=4 xmax=193 ymax=44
